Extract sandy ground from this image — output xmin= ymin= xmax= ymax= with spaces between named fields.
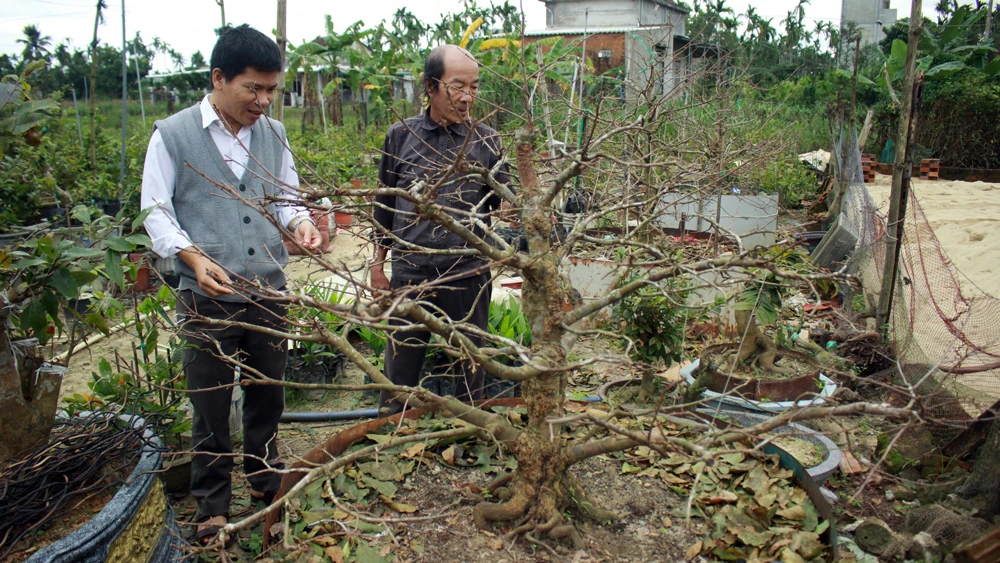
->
xmin=864 ymin=174 xmax=1000 ymax=298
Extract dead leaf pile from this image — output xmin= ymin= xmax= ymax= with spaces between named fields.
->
xmin=615 ymin=433 xmax=830 ymax=562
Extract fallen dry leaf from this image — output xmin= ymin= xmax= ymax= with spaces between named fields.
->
xmin=381 ymin=495 xmax=419 ymax=513
xmin=325 ymin=545 xmax=344 ymax=563
xmin=402 ymin=442 xmax=426 ymax=459
xmin=379 ymin=544 xmax=392 ymax=557
xmin=779 ymin=547 xmax=806 ymax=563
xmin=685 ymin=540 xmax=703 ymax=560
xmin=442 ymin=444 xmax=456 ymax=465
xmin=777 ymin=505 xmax=807 ymax=521
xmin=486 ymin=537 xmax=503 ymax=551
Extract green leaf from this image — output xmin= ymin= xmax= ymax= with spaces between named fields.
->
xmin=86 ymin=312 xmax=110 ymax=335
xmin=125 ymin=234 xmax=152 ymax=248
xmin=98 ymin=358 xmax=113 ymax=379
xmin=889 ymin=39 xmax=907 ymax=67
xmin=63 ymin=247 xmax=105 ymax=259
xmin=70 ymin=270 xmax=99 ymax=285
xmin=360 ymin=476 xmax=397 ymax=498
xmin=12 ymin=257 xmax=47 ymax=269
xmin=353 ymin=542 xmax=392 ymax=563
xmin=102 ymin=236 xmax=134 ymax=252
xmin=50 ymin=268 xmax=80 ymax=300
xmin=133 ymin=206 xmax=155 ymax=230
xmin=40 ymin=290 xmax=60 ymax=323
xmin=20 ymin=299 xmax=49 ymax=341
xmin=925 ymin=60 xmax=966 ymax=78
xmin=983 ymin=58 xmax=1000 ymax=77
xmin=105 ymin=249 xmax=125 ymax=291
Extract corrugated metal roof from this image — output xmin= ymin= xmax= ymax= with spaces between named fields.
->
xmin=651 ymin=0 xmax=689 ymax=14
xmin=524 ymin=25 xmax=665 ymax=37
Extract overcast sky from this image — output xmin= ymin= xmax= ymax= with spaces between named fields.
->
xmin=3 ymin=0 xmax=944 ymax=72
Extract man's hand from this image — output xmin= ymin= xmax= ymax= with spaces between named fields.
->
xmin=499 ymin=199 xmax=520 ymax=228
xmin=294 ymin=220 xmax=323 ymax=253
xmin=370 ymin=263 xmax=390 ymax=291
xmin=178 ymin=247 xmax=234 ymax=297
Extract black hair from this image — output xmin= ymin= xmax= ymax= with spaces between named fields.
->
xmin=422 ymin=46 xmax=448 ymax=97
xmin=209 ymin=24 xmax=282 ymax=83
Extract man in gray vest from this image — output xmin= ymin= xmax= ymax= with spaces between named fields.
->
xmin=140 ymin=24 xmax=321 ymax=544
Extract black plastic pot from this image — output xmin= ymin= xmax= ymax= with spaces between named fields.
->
xmin=285 ymin=351 xmax=345 ymax=385
xmin=27 ymin=416 xmax=188 ymax=563
xmin=62 ymin=298 xmax=93 ymax=326
xmin=795 ymin=231 xmax=827 ymax=254
xmin=97 ymin=199 xmax=122 ymax=218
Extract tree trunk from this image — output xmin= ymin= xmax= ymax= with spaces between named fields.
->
xmin=326 ymin=85 xmax=342 ymax=127
xmin=470 ymin=127 xmax=618 ymax=541
xmin=733 ymin=309 xmax=794 ymax=375
xmin=274 ymin=0 xmax=286 ymax=122
xmin=0 ymin=316 xmax=63 ymax=461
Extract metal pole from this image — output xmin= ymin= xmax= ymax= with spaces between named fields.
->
xmin=876 ymin=0 xmax=925 ymax=334
xmin=71 ymin=88 xmax=84 ymax=150
xmin=133 ymin=50 xmax=146 ymax=130
xmin=119 ymin=0 xmax=127 ymax=198
xmin=563 ymin=62 xmax=578 ymax=145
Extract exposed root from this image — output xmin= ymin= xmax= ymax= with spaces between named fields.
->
xmin=568 ymin=477 xmax=621 ymax=522
xmin=535 ymin=513 xmax=562 ymax=535
xmin=524 ymin=531 xmax=559 ymax=557
xmin=473 ymin=487 xmax=533 ymax=529
xmin=487 ymin=472 xmax=514 ymax=495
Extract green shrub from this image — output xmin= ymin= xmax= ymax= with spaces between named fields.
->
xmin=747 ymin=156 xmax=818 ymax=209
xmin=613 ymin=278 xmax=691 ymax=368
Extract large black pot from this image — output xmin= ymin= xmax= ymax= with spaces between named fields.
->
xmin=26 ymin=417 xmax=189 ymax=563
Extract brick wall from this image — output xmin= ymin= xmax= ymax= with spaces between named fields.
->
xmin=525 ymin=33 xmax=627 ymax=75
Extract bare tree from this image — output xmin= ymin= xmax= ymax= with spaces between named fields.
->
xmin=176 ymin=47 xmax=923 ymax=554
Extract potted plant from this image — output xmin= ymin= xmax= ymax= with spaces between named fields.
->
xmin=684 ymin=252 xmax=838 ymax=408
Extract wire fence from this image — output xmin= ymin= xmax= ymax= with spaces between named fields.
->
xmin=841 ymin=142 xmax=1000 ymax=425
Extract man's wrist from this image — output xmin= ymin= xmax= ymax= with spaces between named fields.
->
xmin=288 ymin=215 xmax=316 ymax=231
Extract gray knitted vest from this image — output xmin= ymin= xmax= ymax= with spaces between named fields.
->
xmin=154 ymin=104 xmax=289 ymax=302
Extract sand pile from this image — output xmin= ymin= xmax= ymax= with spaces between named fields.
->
xmin=865 ymin=175 xmax=1000 ymax=298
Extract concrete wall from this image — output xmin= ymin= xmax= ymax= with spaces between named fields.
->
xmin=655 ymin=192 xmax=779 ymax=248
xmin=841 ymin=0 xmax=897 ymax=46
xmin=543 ymin=0 xmax=685 ymax=30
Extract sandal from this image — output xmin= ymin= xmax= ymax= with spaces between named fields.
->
xmin=250 ymin=488 xmax=276 ymax=506
xmin=195 ymin=514 xmax=236 ymax=548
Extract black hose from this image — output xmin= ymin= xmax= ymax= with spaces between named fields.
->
xmin=279 ymin=409 xmax=381 ymax=423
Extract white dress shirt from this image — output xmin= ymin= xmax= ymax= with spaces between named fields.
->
xmin=141 ymin=95 xmax=306 ymax=259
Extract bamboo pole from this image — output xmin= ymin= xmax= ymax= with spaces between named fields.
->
xmin=876 ymin=0 xmax=926 ymax=334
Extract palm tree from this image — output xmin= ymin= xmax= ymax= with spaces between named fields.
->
xmin=17 ymin=25 xmax=52 ymax=63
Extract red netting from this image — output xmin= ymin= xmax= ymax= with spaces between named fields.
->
xmin=845 ymin=162 xmax=1000 ymax=424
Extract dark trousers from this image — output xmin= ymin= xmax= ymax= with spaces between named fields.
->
xmin=379 ymin=272 xmax=490 ymax=412
xmin=177 ymin=290 xmax=287 ymax=518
